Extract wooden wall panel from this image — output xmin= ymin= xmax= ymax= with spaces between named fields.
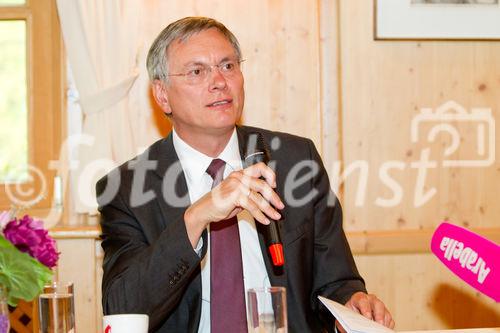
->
xmin=319 ymin=0 xmax=343 ymax=171
xmin=141 ymin=0 xmax=322 ymax=148
xmin=95 ymin=240 xmax=104 ymax=333
xmin=324 ymin=0 xmax=500 ymax=330
xmin=338 ymin=0 xmax=500 ymax=232
xmin=55 ymin=238 xmax=97 ymax=333
xmin=355 ymin=253 xmax=500 ymax=331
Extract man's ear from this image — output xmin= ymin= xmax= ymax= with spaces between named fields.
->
xmin=152 ymin=79 xmax=172 ymax=115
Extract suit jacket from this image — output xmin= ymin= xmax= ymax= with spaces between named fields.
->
xmin=97 ymin=125 xmax=366 ymax=332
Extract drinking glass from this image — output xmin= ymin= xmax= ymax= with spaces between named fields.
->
xmin=247 ymin=287 xmax=287 ymax=333
xmin=38 ymin=281 xmax=75 ymax=333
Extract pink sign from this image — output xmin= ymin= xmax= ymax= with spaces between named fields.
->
xmin=431 ymin=222 xmax=499 ymax=302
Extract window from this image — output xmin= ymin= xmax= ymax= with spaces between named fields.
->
xmin=0 ymin=0 xmax=63 ymax=215
xmin=0 ymin=20 xmax=27 ymax=182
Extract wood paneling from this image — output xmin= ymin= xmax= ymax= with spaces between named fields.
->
xmin=355 ymin=253 xmax=500 ymax=330
xmin=347 ymin=227 xmax=500 ymax=255
xmin=338 ymin=0 xmax=500 ymax=232
xmin=55 ymin=238 xmax=98 ymax=333
xmin=333 ymin=0 xmax=500 ymax=329
xmin=95 ymin=240 xmax=104 ymax=333
xmin=141 ymin=0 xmax=322 ymax=147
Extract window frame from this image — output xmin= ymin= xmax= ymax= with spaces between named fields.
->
xmin=0 ymin=0 xmax=64 ymax=218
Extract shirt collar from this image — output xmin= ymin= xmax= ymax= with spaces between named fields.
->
xmin=172 ymin=128 xmax=242 ymax=185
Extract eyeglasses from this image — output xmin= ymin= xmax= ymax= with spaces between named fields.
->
xmin=168 ymin=58 xmax=245 ymax=85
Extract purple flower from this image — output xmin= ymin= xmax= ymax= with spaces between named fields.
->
xmin=3 ymin=215 xmax=59 ymax=268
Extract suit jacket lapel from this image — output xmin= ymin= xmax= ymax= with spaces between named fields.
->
xmin=236 ymin=126 xmax=287 ymax=287
xmin=150 ymin=133 xmax=209 ymax=256
xmin=151 ymin=133 xmax=190 ymax=221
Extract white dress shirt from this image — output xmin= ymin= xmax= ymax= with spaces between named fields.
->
xmin=172 ymin=128 xmax=271 ymax=333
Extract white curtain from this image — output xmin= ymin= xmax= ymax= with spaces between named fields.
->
xmin=56 ymin=0 xmax=161 ymax=215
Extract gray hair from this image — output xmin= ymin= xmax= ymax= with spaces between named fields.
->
xmin=146 ymin=17 xmax=242 ymax=83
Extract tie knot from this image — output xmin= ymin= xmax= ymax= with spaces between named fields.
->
xmin=206 ymin=158 xmax=226 ymax=183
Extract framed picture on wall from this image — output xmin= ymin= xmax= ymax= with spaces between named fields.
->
xmin=375 ymin=0 xmax=500 ymax=40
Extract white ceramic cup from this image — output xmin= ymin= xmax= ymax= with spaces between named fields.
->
xmin=102 ymin=314 xmax=149 ymax=333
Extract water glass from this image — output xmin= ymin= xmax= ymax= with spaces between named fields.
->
xmin=38 ymin=281 xmax=75 ymax=333
xmin=247 ymin=287 xmax=287 ymax=333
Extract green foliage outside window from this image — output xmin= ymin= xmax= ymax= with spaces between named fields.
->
xmin=0 ymin=20 xmax=28 ymax=182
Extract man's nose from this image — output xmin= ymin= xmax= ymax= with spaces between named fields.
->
xmin=208 ymin=66 xmax=227 ymax=90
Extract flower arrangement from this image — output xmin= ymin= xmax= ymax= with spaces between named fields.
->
xmin=0 ymin=210 xmax=59 ymax=307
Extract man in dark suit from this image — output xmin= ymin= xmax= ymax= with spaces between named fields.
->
xmin=97 ymin=17 xmax=395 ymax=332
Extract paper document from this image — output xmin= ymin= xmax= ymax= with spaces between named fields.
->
xmin=318 ymin=296 xmax=395 ymax=333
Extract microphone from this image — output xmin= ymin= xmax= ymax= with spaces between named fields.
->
xmin=431 ymin=222 xmax=499 ymax=302
xmin=244 ymin=133 xmax=284 ymax=267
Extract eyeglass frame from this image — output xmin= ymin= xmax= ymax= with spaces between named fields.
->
xmin=167 ymin=58 xmax=245 ymax=84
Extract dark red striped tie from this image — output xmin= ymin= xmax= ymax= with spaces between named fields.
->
xmin=207 ymin=158 xmax=247 ymax=332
